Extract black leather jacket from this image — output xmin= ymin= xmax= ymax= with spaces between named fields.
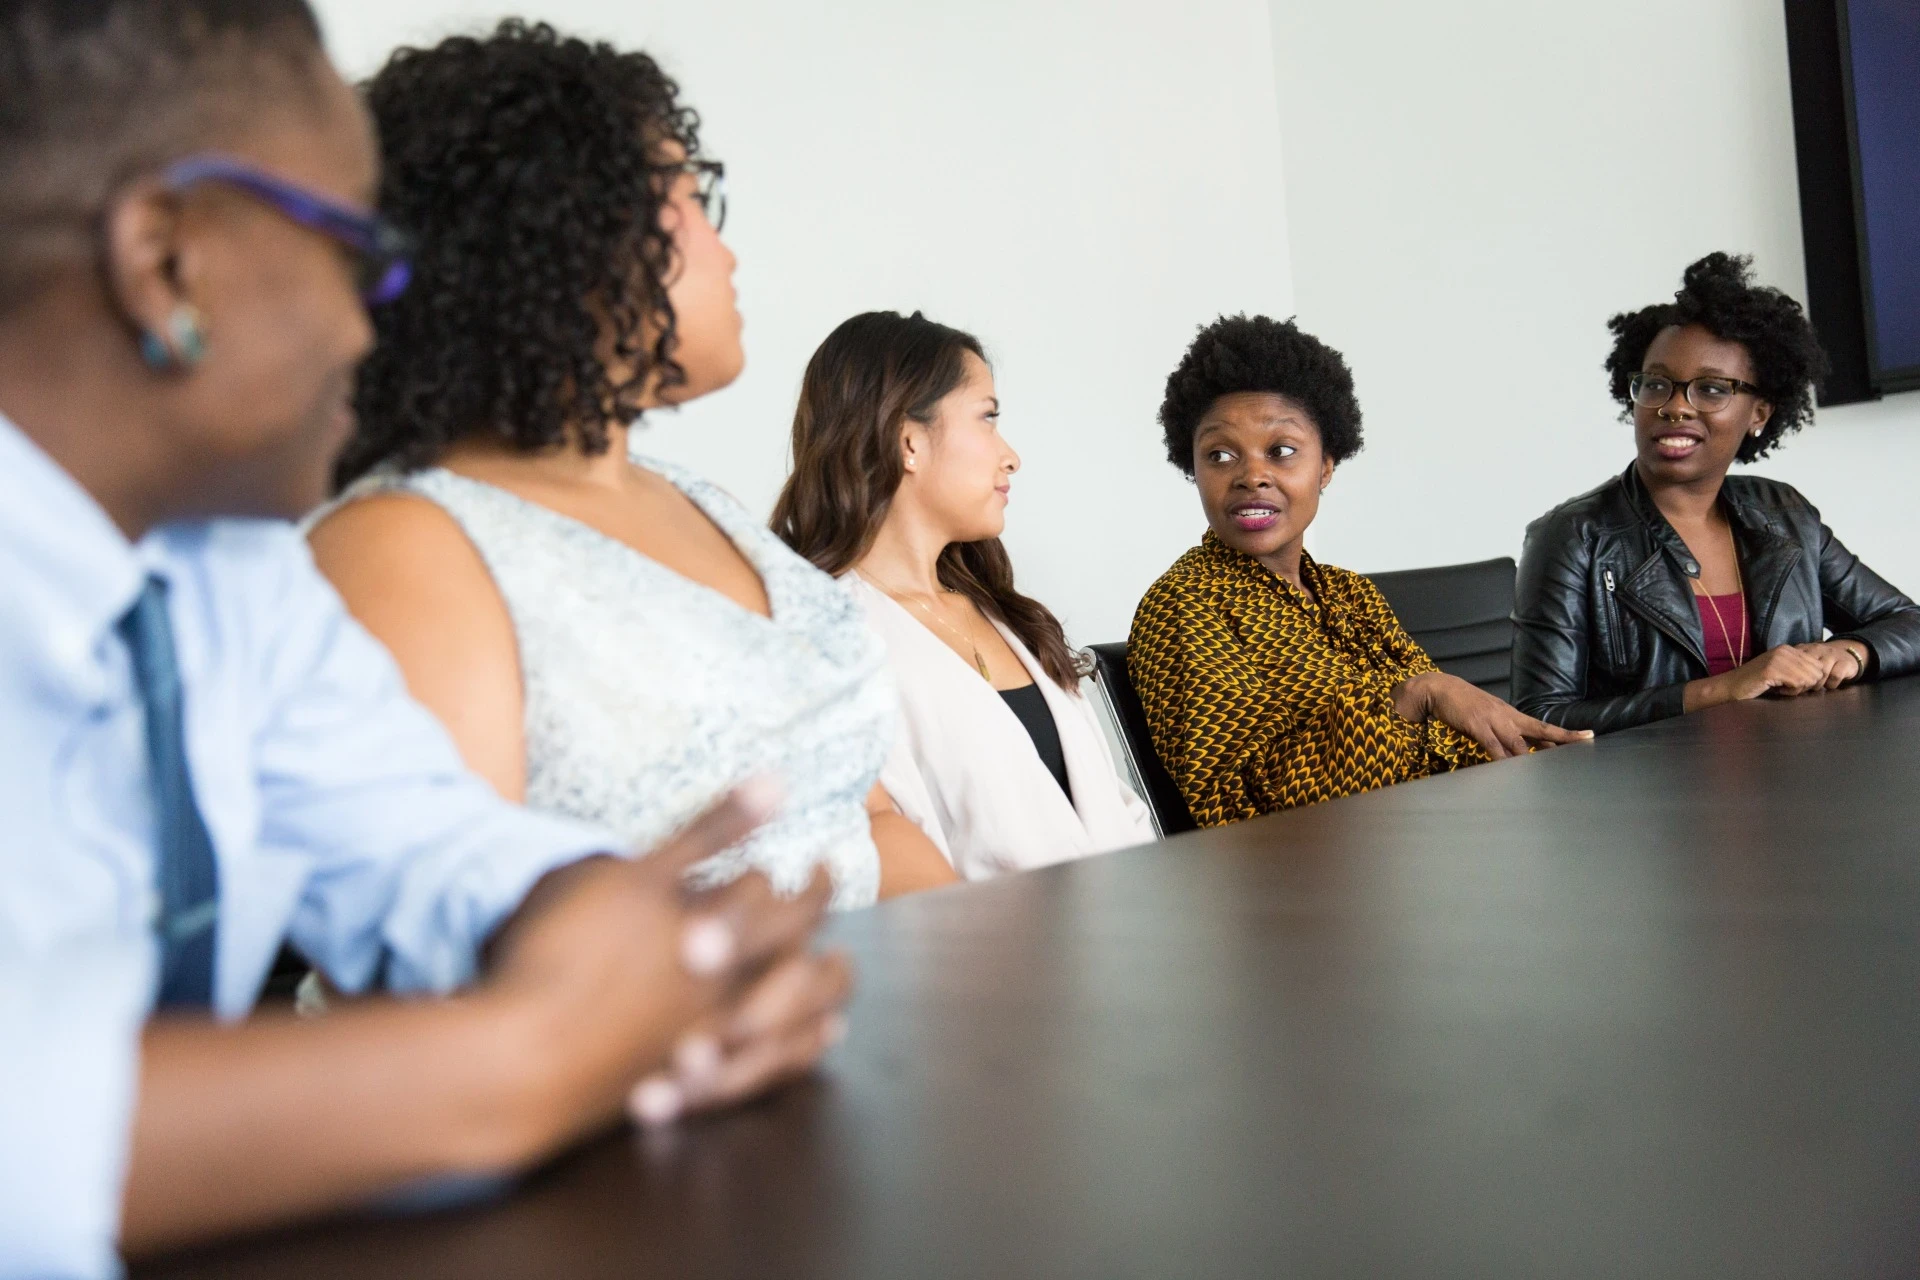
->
xmin=1512 ymin=465 xmax=1920 ymax=734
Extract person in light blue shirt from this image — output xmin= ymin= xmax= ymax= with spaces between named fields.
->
xmin=0 ymin=4 xmax=851 ymax=1276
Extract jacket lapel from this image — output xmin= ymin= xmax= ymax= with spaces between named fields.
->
xmin=1617 ymin=467 xmax=1709 ymax=671
xmin=1617 ymin=550 xmax=1708 ymax=671
xmin=1724 ymin=493 xmax=1802 ymax=649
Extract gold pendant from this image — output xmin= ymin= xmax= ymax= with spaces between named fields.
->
xmin=973 ymin=649 xmax=992 ymax=681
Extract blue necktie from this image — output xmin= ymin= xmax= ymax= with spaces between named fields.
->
xmin=119 ymin=575 xmax=220 ymax=1008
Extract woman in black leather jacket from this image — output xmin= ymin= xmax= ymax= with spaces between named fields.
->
xmin=1513 ymin=253 xmax=1920 ymax=734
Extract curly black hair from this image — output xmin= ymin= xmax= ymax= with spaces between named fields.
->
xmin=1158 ymin=314 xmax=1364 ymax=476
xmin=1603 ymin=252 xmax=1830 ymax=463
xmin=336 ymin=19 xmax=701 ymax=487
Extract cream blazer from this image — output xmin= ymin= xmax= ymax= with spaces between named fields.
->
xmin=849 ymin=577 xmax=1156 ymax=879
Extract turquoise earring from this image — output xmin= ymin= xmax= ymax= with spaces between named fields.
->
xmin=139 ymin=304 xmax=208 ymax=371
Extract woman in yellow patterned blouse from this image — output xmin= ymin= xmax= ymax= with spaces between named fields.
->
xmin=1130 ymin=316 xmax=1590 ymax=826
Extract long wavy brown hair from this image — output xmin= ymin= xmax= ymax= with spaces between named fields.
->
xmin=772 ymin=310 xmax=1079 ymax=688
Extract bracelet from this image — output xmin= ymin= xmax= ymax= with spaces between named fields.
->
xmin=1845 ymin=645 xmax=1868 ymax=679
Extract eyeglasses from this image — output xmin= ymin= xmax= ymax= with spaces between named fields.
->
xmin=160 ymin=155 xmax=413 ymax=306
xmin=672 ymin=159 xmax=727 ymax=233
xmin=1628 ymin=372 xmax=1762 ymax=414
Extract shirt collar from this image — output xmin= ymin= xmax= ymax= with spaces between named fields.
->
xmin=0 ymin=414 xmax=150 ymax=667
xmin=1198 ymin=529 xmax=1331 ymax=613
xmin=1200 ymin=528 xmax=1320 ymax=580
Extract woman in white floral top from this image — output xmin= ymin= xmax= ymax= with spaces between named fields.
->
xmin=308 ymin=22 xmax=955 ymax=904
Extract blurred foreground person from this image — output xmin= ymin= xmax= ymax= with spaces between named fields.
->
xmin=0 ymin=4 xmax=847 ymax=1275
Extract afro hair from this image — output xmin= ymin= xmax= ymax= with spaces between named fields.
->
xmin=1158 ymin=314 xmax=1363 ymax=475
xmin=1603 ymin=252 xmax=1830 ymax=463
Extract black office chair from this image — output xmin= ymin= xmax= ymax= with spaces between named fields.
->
xmin=1365 ymin=556 xmax=1517 ymax=700
xmin=1084 ymin=642 xmax=1197 ymax=837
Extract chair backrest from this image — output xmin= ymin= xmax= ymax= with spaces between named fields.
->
xmin=1364 ymin=556 xmax=1517 ymax=700
xmin=1084 ymin=642 xmax=1197 ymax=837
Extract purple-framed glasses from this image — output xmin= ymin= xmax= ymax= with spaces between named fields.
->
xmin=161 ymin=154 xmax=413 ymax=305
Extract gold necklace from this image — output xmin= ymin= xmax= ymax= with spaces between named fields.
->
xmin=861 ymin=571 xmax=993 ymax=681
xmin=1695 ymin=523 xmax=1748 ymax=668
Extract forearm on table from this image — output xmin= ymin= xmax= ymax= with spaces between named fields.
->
xmin=1505 ymin=663 xmax=1684 ymax=733
xmin=120 ymin=990 xmax=572 ymax=1258
xmin=1681 ymin=672 xmax=1730 ymax=714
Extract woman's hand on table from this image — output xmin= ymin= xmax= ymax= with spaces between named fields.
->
xmin=1394 ymin=671 xmax=1594 ymax=760
xmin=1794 ymin=639 xmax=1871 ymax=691
xmin=1684 ymin=641 xmax=1865 ymax=710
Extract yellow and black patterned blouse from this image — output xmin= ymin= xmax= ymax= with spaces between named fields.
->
xmin=1128 ymin=532 xmax=1489 ymax=827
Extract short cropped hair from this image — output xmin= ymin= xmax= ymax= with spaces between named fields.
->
xmin=1158 ymin=314 xmax=1365 ymax=475
xmin=1603 ymin=252 xmax=1830 ymax=463
xmin=0 ymin=0 xmax=326 ymax=310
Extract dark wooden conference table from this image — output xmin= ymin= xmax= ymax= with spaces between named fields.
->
xmin=141 ymin=679 xmax=1920 ymax=1279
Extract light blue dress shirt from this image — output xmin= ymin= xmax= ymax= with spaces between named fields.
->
xmin=0 ymin=416 xmax=618 ymax=1279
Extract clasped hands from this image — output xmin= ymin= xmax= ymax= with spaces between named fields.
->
xmin=1692 ymin=638 xmax=1868 ymax=707
xmin=484 ymin=778 xmax=852 ymax=1149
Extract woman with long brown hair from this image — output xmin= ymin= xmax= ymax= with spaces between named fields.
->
xmin=774 ymin=311 xmax=1154 ymax=878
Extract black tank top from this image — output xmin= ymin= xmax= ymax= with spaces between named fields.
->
xmin=998 ymin=682 xmax=1071 ymax=801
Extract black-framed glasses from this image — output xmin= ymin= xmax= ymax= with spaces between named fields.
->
xmin=1628 ymin=372 xmax=1762 ymax=414
xmin=673 ymin=159 xmax=727 ymax=233
xmin=160 ymin=154 xmax=413 ymax=305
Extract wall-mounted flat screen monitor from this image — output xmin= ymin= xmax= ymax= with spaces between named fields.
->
xmin=1840 ymin=0 xmax=1920 ymax=392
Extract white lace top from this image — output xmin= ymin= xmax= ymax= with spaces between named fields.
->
xmin=333 ymin=457 xmax=894 ymax=909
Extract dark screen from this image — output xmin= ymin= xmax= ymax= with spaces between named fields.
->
xmin=1845 ymin=0 xmax=1920 ymax=382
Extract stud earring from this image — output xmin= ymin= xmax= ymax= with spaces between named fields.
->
xmin=138 ymin=331 xmax=171 ymax=369
xmin=139 ymin=304 xmax=207 ymax=371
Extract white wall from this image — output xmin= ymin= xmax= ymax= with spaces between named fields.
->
xmin=314 ymin=0 xmax=1294 ymax=645
xmin=313 ymin=0 xmax=1913 ymax=637
xmin=1268 ymin=0 xmax=1920 ymax=587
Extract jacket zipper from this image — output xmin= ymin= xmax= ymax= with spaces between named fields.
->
xmin=1602 ymin=570 xmax=1626 ymax=667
